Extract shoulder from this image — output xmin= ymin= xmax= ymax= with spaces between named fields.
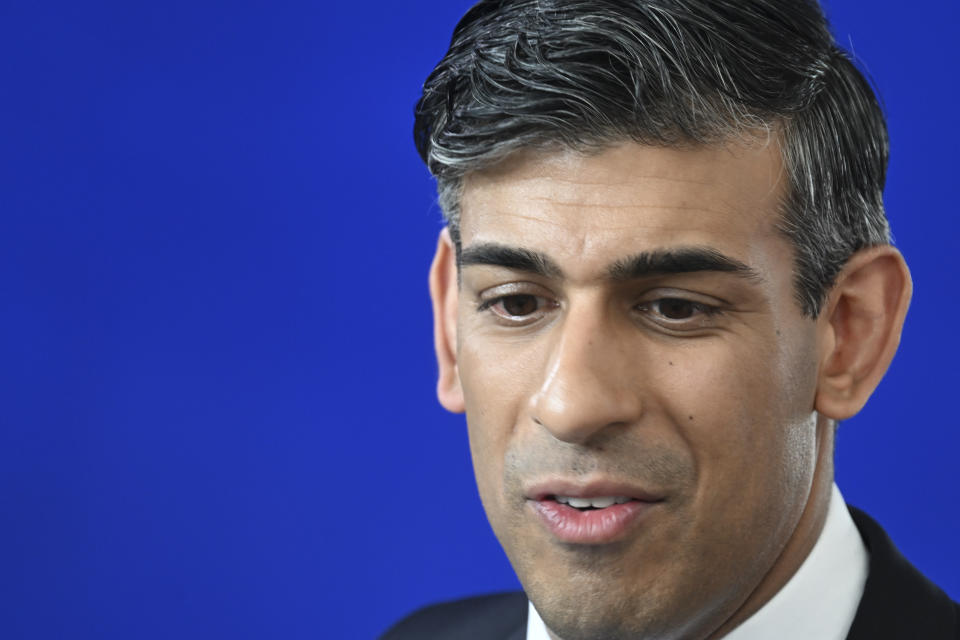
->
xmin=380 ymin=591 xmax=528 ymax=640
xmin=846 ymin=506 xmax=960 ymax=640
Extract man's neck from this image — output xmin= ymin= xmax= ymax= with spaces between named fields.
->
xmin=528 ymin=482 xmax=868 ymax=640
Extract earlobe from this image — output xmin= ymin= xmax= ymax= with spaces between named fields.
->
xmin=815 ymin=246 xmax=912 ymax=420
xmin=429 ymin=228 xmax=466 ymax=413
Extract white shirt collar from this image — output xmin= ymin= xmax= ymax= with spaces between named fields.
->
xmin=526 ymin=483 xmax=867 ymax=640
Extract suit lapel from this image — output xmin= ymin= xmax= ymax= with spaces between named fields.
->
xmin=845 ymin=506 xmax=958 ymax=639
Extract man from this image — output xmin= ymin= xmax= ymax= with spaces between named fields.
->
xmin=384 ymin=0 xmax=959 ymax=638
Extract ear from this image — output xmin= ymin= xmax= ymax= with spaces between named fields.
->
xmin=429 ymin=228 xmax=465 ymax=413
xmin=815 ymin=245 xmax=912 ymax=420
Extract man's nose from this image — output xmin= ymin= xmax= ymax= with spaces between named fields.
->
xmin=528 ymin=308 xmax=644 ymax=444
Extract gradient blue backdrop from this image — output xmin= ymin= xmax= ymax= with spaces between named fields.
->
xmin=1 ymin=1 xmax=957 ymax=638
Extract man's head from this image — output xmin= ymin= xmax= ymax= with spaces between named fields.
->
xmin=417 ymin=2 xmax=912 ymax=639
xmin=415 ymin=0 xmax=891 ymax=316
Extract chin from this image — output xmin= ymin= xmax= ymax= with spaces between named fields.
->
xmin=525 ymin=577 xmax=692 ymax=640
xmin=537 ymin=607 xmax=631 ymax=640
xmin=535 ymin=602 xmax=673 ymax=640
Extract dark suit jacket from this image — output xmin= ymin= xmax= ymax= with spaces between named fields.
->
xmin=381 ymin=507 xmax=959 ymax=639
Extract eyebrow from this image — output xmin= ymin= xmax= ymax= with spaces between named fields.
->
xmin=608 ymin=247 xmax=762 ymax=281
xmin=459 ymin=242 xmax=761 ymax=282
xmin=459 ymin=243 xmax=563 ymax=279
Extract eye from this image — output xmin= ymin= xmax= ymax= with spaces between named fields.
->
xmin=637 ymin=297 xmax=721 ymax=329
xmin=653 ymin=298 xmax=699 ymax=320
xmin=478 ymin=294 xmax=555 ymax=324
xmin=499 ymin=295 xmax=539 ymax=317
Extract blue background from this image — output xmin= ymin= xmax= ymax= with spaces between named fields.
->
xmin=1 ymin=1 xmax=957 ymax=638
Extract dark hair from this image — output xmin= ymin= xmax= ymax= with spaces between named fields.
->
xmin=413 ymin=0 xmax=891 ymax=316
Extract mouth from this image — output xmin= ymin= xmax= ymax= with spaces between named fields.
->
xmin=525 ymin=482 xmax=665 ymax=544
xmin=551 ymin=495 xmax=634 ymax=510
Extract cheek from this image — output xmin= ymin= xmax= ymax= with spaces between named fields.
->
xmin=662 ymin=332 xmax=819 ymax=511
xmin=457 ymin=339 xmax=530 ymax=529
xmin=667 ymin=333 xmax=811 ymax=446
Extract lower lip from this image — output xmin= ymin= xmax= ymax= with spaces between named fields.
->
xmin=529 ymin=499 xmax=654 ymax=544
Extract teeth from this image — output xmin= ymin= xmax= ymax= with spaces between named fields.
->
xmin=586 ymin=496 xmax=616 ymax=509
xmin=555 ymin=496 xmax=631 ymax=509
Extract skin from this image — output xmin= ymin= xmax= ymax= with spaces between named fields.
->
xmin=429 ymin=141 xmax=911 ymax=640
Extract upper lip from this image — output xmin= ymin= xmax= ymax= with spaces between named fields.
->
xmin=523 ymin=477 xmax=666 ymax=503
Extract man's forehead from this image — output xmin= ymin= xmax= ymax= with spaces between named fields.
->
xmin=457 ymin=140 xmax=789 ymax=270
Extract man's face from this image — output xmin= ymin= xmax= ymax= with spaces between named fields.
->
xmin=440 ymin=142 xmax=834 ymax=640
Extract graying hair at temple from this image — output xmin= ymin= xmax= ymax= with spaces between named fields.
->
xmin=413 ymin=0 xmax=891 ymax=316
